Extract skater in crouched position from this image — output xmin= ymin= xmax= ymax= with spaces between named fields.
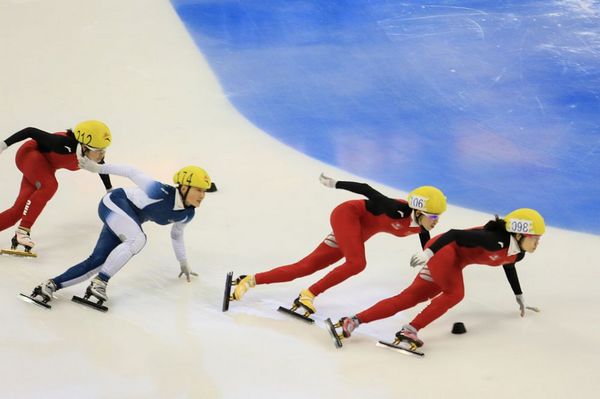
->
xmin=0 ymin=121 xmax=113 ymax=254
xmin=229 ymin=173 xmax=447 ymax=318
xmin=29 ymin=161 xmax=211 ymax=308
xmin=329 ymin=208 xmax=545 ymax=351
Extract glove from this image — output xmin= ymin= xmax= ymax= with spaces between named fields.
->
xmin=78 ymin=153 xmax=102 ymax=173
xmin=178 ymin=260 xmax=198 ymax=282
xmin=0 ymin=141 xmax=7 ymax=155
xmin=319 ymin=173 xmax=337 ymax=188
xmin=515 ymin=294 xmax=541 ymax=317
xmin=410 ymin=248 xmax=434 ymax=268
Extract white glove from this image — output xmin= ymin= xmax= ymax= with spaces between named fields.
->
xmin=178 ymin=260 xmax=198 ymax=282
xmin=0 ymin=141 xmax=7 ymax=154
xmin=319 ymin=173 xmax=337 ymax=188
xmin=410 ymin=248 xmax=434 ymax=268
xmin=78 ymin=153 xmax=102 ymax=173
xmin=515 ymin=294 xmax=541 ymax=317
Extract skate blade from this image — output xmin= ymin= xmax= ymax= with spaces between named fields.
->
xmin=376 ymin=340 xmax=424 ymax=357
xmin=277 ymin=306 xmax=315 ymax=324
xmin=324 ymin=318 xmax=343 ymax=348
xmin=222 ymin=271 xmax=234 ymax=312
xmin=71 ymin=295 xmax=108 ymax=312
xmin=19 ymin=293 xmax=51 ymax=309
xmin=1 ymin=249 xmax=37 ymax=258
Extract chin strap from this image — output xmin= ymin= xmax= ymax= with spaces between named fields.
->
xmin=178 ymin=186 xmax=192 ymax=208
xmin=517 ymin=234 xmax=526 ymax=251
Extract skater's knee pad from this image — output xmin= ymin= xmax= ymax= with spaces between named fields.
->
xmin=119 ymin=233 xmax=146 ymax=255
xmin=37 ymin=178 xmax=59 ymax=196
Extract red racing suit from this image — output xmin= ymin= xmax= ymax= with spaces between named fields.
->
xmin=255 ymin=181 xmax=430 ymax=296
xmin=0 ymin=127 xmax=111 ymax=231
xmin=356 ymin=223 xmax=525 ymax=330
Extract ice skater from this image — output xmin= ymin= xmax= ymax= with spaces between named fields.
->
xmin=0 ymin=121 xmax=113 ymax=255
xmin=225 ymin=173 xmax=447 ymax=321
xmin=24 ymin=160 xmax=211 ymax=310
xmin=326 ymin=208 xmax=544 ymax=354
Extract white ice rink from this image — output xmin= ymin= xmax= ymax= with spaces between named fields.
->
xmin=1 ymin=1 xmax=599 ymax=398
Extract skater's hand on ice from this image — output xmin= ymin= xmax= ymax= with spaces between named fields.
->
xmin=0 ymin=141 xmax=7 ymax=155
xmin=319 ymin=173 xmax=337 ymax=188
xmin=78 ymin=153 xmax=102 ymax=173
xmin=515 ymin=294 xmax=540 ymax=317
xmin=410 ymin=248 xmax=433 ymax=267
xmin=178 ymin=260 xmax=198 ymax=282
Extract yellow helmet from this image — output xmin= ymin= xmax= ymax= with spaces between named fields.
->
xmin=73 ymin=120 xmax=112 ymax=149
xmin=504 ymin=208 xmax=545 ymax=235
xmin=173 ymin=166 xmax=211 ymax=190
xmin=407 ymin=186 xmax=447 ymax=215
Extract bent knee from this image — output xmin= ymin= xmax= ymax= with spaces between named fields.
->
xmin=36 ymin=179 xmax=59 ymax=195
xmin=346 ymin=259 xmax=367 ymax=274
xmin=443 ymin=290 xmax=465 ymax=305
xmin=121 ymin=233 xmax=147 ymax=255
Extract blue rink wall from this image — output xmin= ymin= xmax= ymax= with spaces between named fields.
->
xmin=171 ymin=0 xmax=600 ymax=234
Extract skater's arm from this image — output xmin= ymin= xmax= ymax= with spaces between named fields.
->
xmin=502 ymin=263 xmax=523 ymax=295
xmin=97 ymin=158 xmax=113 ymax=191
xmin=170 ymin=222 xmax=188 ymax=263
xmin=335 ymin=181 xmax=387 ymax=200
xmin=337 ymin=180 xmax=409 ymax=216
xmin=96 ymin=164 xmax=157 ymax=194
xmin=418 ymin=230 xmax=431 ymax=250
xmin=171 ymin=222 xmax=198 ymax=282
xmin=428 ymin=229 xmax=508 ymax=254
xmin=3 ymin=127 xmax=64 ymax=150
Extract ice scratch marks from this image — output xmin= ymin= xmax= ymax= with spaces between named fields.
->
xmin=377 ymin=5 xmax=488 ymax=42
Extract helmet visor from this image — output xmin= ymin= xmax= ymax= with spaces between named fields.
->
xmin=82 ymin=144 xmax=106 ymax=155
xmin=420 ymin=211 xmax=440 ymax=220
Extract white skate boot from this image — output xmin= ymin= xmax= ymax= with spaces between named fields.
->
xmin=341 ymin=316 xmax=361 ymax=338
xmin=32 ymin=280 xmax=57 ymax=302
xmin=86 ymin=277 xmax=108 ymax=302
xmin=8 ymin=228 xmax=36 ymax=256
xmin=396 ymin=324 xmax=424 ymax=347
xmin=325 ymin=315 xmax=361 ymax=348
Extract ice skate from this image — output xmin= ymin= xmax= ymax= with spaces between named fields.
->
xmin=1 ymin=228 xmax=37 ymax=257
xmin=376 ymin=324 xmax=425 ymax=357
xmin=376 ymin=338 xmax=425 ymax=357
xmin=19 ymin=280 xmax=56 ymax=309
xmin=233 ymin=275 xmax=255 ymax=300
xmin=33 ymin=280 xmax=56 ymax=302
xmin=277 ymin=289 xmax=316 ymax=323
xmin=396 ymin=324 xmax=424 ymax=347
xmin=72 ymin=277 xmax=109 ymax=312
xmin=222 ymin=272 xmax=255 ymax=311
xmin=86 ymin=277 xmax=108 ymax=302
xmin=325 ymin=316 xmax=360 ymax=348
